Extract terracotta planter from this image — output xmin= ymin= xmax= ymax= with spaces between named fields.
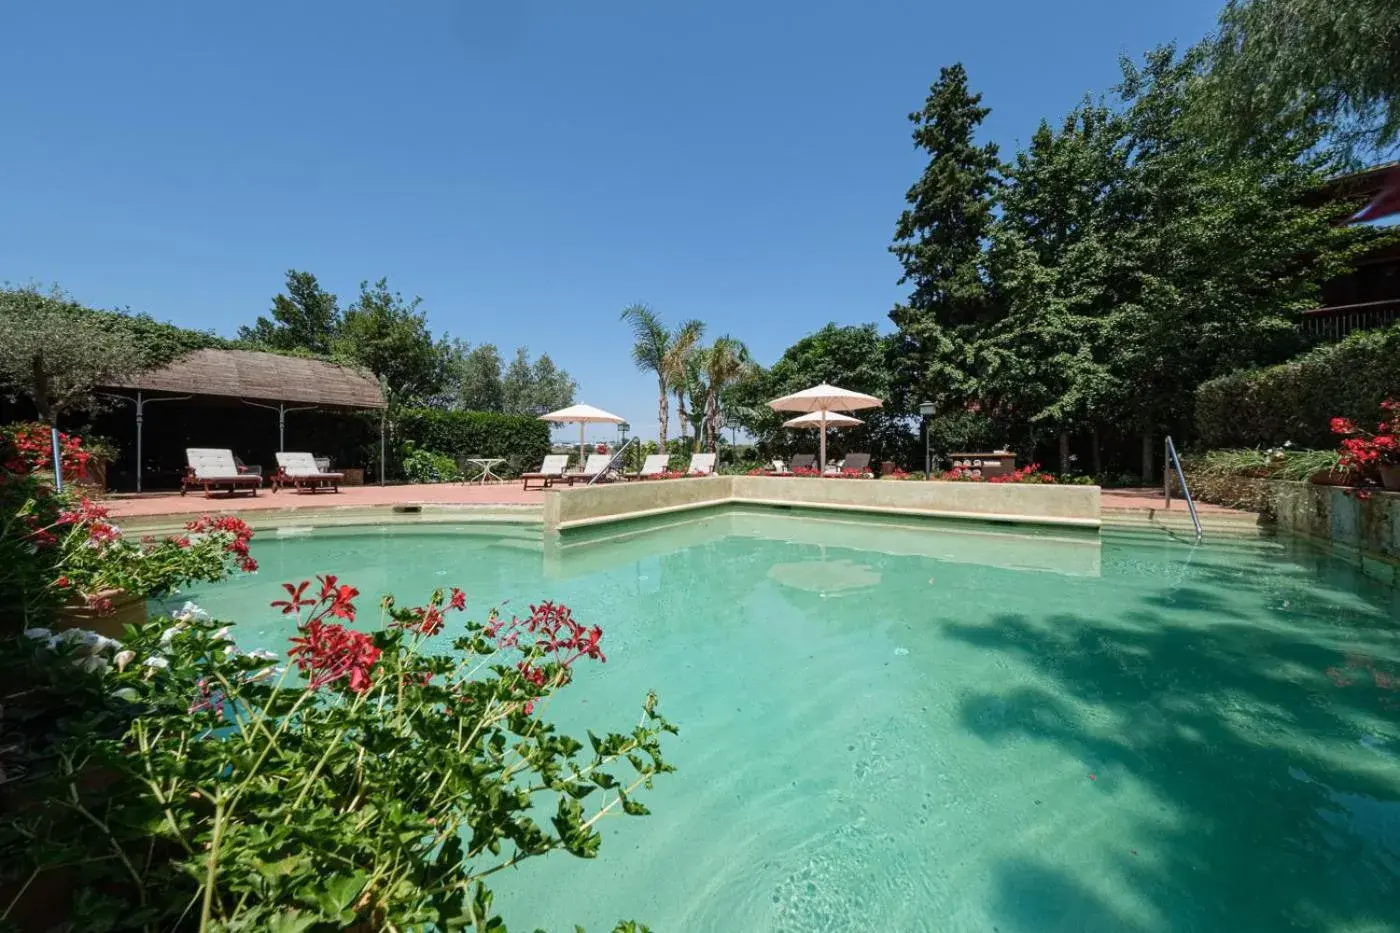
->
xmin=1309 ymin=468 xmax=1365 ymax=487
xmin=1381 ymin=464 xmax=1400 ymax=492
xmin=54 ymin=589 xmax=148 ymax=637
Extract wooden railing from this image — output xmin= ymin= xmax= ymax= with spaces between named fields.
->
xmin=1301 ymin=299 xmax=1400 ymax=341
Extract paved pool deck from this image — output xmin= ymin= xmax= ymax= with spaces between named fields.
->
xmin=101 ymin=482 xmax=1253 ymax=524
xmin=103 ymin=483 xmax=544 ymax=520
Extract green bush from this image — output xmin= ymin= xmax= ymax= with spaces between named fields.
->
xmin=401 ymin=442 xmax=461 ymax=483
xmin=394 ymin=409 xmax=551 ymax=478
xmin=1196 ymin=325 xmax=1400 ymax=449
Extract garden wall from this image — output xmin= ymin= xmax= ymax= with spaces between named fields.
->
xmin=543 ymin=476 xmax=1100 ymax=532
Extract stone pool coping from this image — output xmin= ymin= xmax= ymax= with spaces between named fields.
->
xmin=542 ymin=475 xmax=1101 ymax=532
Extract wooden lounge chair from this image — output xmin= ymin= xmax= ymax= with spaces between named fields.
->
xmin=181 ymin=448 xmax=262 ymax=498
xmin=788 ymin=453 xmax=816 ymax=473
xmin=522 ymin=454 xmax=569 ymax=490
xmin=687 ymin=453 xmax=717 ymax=476
xmin=625 ymin=454 xmax=671 ymax=480
xmin=272 ymin=452 xmax=344 ymax=494
xmin=567 ymin=453 xmax=616 ymax=485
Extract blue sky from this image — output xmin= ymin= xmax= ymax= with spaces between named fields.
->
xmin=1 ymin=0 xmax=1224 ymax=442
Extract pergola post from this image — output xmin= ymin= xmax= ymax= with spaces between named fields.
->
xmin=99 ymin=391 xmax=192 ymax=492
xmin=243 ymin=400 xmax=317 ymax=452
xmin=379 ymin=410 xmax=386 ymax=486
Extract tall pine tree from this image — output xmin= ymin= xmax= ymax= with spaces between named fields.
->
xmin=889 ymin=64 xmax=1002 ymax=407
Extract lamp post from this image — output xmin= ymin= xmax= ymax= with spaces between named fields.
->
xmin=918 ymin=400 xmax=936 ymax=476
xmin=618 ymin=421 xmax=631 ymax=470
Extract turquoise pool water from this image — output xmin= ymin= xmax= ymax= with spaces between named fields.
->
xmin=178 ymin=510 xmax=1400 ymax=932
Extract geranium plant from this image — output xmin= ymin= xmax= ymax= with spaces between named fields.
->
xmin=53 ymin=504 xmax=257 ymax=612
xmin=2 ymin=424 xmax=257 ymax=628
xmin=1331 ymin=399 xmax=1400 ymax=469
xmin=1 ymin=579 xmax=674 ymax=931
xmin=941 ymin=463 xmax=1057 ymax=484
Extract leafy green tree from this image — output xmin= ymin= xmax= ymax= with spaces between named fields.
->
xmin=238 ymin=270 xmax=341 ymax=354
xmin=1204 ymin=0 xmax=1400 ymax=159
xmin=725 ymin=324 xmax=911 ymax=463
xmin=443 ymin=340 xmax=505 ymax=412
xmin=980 ymin=102 xmax=1128 ymax=471
xmin=501 ymin=347 xmax=534 ymax=416
xmin=1108 ymin=46 xmax=1375 ymax=473
xmin=335 ymin=278 xmax=445 ymax=406
xmin=889 ymin=63 xmax=1003 ymax=406
xmin=528 ymin=352 xmax=577 ymax=414
xmin=0 ymin=286 xmax=143 ymax=425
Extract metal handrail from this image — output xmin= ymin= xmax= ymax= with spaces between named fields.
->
xmin=588 ymin=436 xmax=642 ymax=486
xmin=1163 ymin=435 xmax=1203 ymax=542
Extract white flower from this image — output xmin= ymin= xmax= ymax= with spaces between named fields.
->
xmin=249 ymin=665 xmax=282 ymax=682
xmin=246 ymin=649 xmax=278 ymax=661
xmin=159 ymin=624 xmax=187 ymax=647
xmin=221 ymin=644 xmax=238 ymax=658
xmin=23 ymin=627 xmax=52 ymax=641
xmin=212 ymin=626 xmax=233 ymax=642
xmin=143 ymin=656 xmax=169 ymax=670
xmin=113 ymin=650 xmax=136 ymax=671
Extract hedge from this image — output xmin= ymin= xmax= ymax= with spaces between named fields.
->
xmin=1195 ymin=325 xmax=1400 ymax=449
xmin=392 ymin=409 xmax=551 ymax=477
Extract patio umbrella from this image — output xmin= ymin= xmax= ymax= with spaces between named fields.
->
xmin=539 ymin=403 xmax=626 ymax=467
xmin=768 ymin=383 xmax=882 ymax=471
xmin=783 ymin=412 xmax=862 ymax=469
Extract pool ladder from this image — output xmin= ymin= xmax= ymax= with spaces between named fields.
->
xmin=588 ymin=436 xmax=643 ymax=485
xmin=1163 ymin=435 xmax=1203 ymax=542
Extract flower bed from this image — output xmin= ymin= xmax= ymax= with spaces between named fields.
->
xmin=941 ymin=463 xmax=1057 ymax=484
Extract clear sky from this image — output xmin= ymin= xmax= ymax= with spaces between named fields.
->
xmin=1 ymin=0 xmax=1224 ymax=442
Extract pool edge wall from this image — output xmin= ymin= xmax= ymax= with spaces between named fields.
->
xmin=543 ymin=476 xmax=1100 ymax=532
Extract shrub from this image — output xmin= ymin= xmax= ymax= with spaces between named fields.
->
xmin=401 ymin=442 xmax=461 ymax=483
xmin=1195 ymin=325 xmax=1400 ymax=449
xmin=0 ymin=580 xmax=674 ymax=931
xmin=394 ymin=409 xmax=551 ymax=478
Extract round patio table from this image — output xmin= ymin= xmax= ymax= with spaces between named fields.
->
xmin=465 ymin=457 xmax=505 ymax=485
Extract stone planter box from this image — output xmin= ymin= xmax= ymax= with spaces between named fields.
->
xmin=341 ymin=467 xmax=365 ymax=486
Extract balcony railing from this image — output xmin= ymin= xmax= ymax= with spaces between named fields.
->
xmin=1301 ymin=299 xmax=1400 ymax=342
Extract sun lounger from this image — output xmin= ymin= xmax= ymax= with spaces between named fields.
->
xmin=688 ymin=453 xmax=717 ymax=476
xmin=567 ymin=453 xmax=617 ymax=485
xmin=181 ymin=448 xmax=262 ymax=498
xmin=841 ymin=453 xmax=872 ymax=475
xmin=626 ymin=454 xmax=671 ymax=480
xmin=789 ymin=453 xmax=816 ymax=473
xmin=522 ymin=454 xmax=570 ymax=490
xmin=272 ymin=452 xmax=344 ymax=494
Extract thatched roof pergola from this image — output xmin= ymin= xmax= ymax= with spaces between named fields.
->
xmin=98 ymin=348 xmax=387 ymax=491
xmin=108 ymin=348 xmax=386 ymax=410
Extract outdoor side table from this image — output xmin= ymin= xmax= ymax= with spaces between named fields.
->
xmin=465 ymin=457 xmax=505 ymax=484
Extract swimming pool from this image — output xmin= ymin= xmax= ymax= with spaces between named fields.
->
xmin=177 ymin=509 xmax=1400 ymax=932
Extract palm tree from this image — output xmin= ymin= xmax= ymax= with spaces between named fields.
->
xmin=620 ymin=306 xmax=704 ymax=453
xmin=664 ymin=319 xmax=705 ymax=453
xmin=698 ymin=336 xmax=754 ymax=452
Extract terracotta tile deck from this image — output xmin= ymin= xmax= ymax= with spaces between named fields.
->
xmin=104 ymin=482 xmax=545 ymax=520
xmin=1101 ymin=486 xmax=1253 ymax=515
